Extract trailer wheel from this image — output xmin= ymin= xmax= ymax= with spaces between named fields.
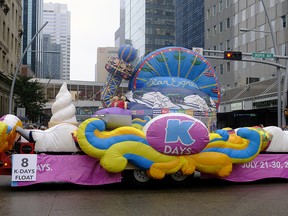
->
xmin=168 ymin=171 xmax=193 ymax=184
xmin=122 ymin=169 xmax=152 ymax=186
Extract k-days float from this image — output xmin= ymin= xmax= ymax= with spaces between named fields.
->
xmin=1 ymin=46 xmax=288 ymax=187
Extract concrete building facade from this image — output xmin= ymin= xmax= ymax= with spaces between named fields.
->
xmin=205 ymin=0 xmax=287 ymax=91
xmin=204 ymin=0 xmax=288 ymax=127
xmin=95 ymin=47 xmax=119 ymax=83
xmin=0 ymin=0 xmax=23 ymax=116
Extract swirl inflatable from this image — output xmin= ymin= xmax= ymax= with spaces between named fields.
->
xmin=77 ymin=114 xmax=270 ymax=179
xmin=203 ymin=127 xmax=272 ymax=163
xmin=0 ymin=114 xmax=22 ymax=152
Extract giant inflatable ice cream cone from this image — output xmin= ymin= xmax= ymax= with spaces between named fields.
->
xmin=48 ymin=82 xmax=78 ymax=128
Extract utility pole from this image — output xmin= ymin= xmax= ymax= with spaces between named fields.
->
xmin=9 ymin=21 xmax=48 ymax=114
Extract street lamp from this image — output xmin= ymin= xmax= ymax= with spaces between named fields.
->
xmin=239 ymin=28 xmax=271 ymax=34
xmin=239 ymin=0 xmax=281 ymax=127
xmin=261 ymin=0 xmax=281 ymax=127
xmin=9 ymin=21 xmax=48 ymax=114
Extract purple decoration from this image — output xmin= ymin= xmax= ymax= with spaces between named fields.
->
xmin=0 ymin=115 xmax=6 ymax=121
xmin=94 ymin=107 xmax=131 ymax=116
xmin=144 ymin=113 xmax=209 ymax=155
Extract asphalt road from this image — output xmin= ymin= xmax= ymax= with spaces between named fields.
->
xmin=1 ymin=175 xmax=288 ymax=216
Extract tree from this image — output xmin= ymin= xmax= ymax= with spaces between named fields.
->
xmin=11 ymin=75 xmax=48 ymax=122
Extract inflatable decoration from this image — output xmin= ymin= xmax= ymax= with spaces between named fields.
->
xmin=263 ymin=126 xmax=287 ymax=152
xmin=93 ymin=107 xmax=132 ymax=130
xmin=128 ymin=47 xmax=219 ymax=107
xmin=16 ymin=123 xmax=80 ymax=153
xmin=100 ymin=44 xmax=137 ymax=107
xmin=0 ymin=121 xmax=9 ymax=152
xmin=49 ymin=82 xmax=78 ymax=128
xmin=76 ymin=113 xmax=272 ymax=179
xmin=203 ymin=127 xmax=272 ymax=163
xmin=0 ymin=114 xmax=22 ymax=152
xmin=125 ymin=47 xmax=219 ymax=132
xmin=131 ymin=116 xmax=151 ymax=130
xmin=143 ymin=113 xmax=209 ymax=155
xmin=4 ymin=46 xmax=286 ymax=186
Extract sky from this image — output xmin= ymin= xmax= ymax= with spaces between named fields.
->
xmin=44 ymin=0 xmax=120 ymax=81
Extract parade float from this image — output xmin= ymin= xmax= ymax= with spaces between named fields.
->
xmin=1 ymin=45 xmax=288 ymax=187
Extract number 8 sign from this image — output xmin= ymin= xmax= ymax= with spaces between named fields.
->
xmin=12 ymin=154 xmax=37 ymax=181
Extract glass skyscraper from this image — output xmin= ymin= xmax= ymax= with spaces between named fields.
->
xmin=175 ymin=0 xmax=205 ymax=49
xmin=22 ymin=0 xmax=43 ymax=77
xmin=124 ymin=0 xmax=175 ymax=58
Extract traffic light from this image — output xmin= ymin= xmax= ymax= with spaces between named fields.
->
xmin=224 ymin=51 xmax=242 ymax=60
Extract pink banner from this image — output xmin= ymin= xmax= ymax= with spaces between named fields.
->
xmin=223 ymin=154 xmax=288 ymax=182
xmin=11 ymin=154 xmax=121 ymax=187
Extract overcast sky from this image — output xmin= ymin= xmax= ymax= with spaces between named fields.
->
xmin=44 ymin=0 xmax=120 ymax=81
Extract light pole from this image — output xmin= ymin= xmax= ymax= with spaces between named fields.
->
xmin=260 ymin=0 xmax=281 ymax=127
xmin=239 ymin=0 xmax=281 ymax=127
xmin=8 ymin=21 xmax=48 ymax=114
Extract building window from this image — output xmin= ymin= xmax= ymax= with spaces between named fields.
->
xmin=213 ymin=25 xmax=217 ymax=35
xmin=207 ymin=28 xmax=211 ymax=39
xmin=233 ymin=13 xmax=238 ymax=26
xmin=259 ymin=1 xmax=264 ymax=13
xmin=219 ymin=0 xmax=223 ymax=12
xmin=227 ymin=62 xmax=230 ymax=71
xmin=242 ymin=33 xmax=246 ymax=45
xmin=281 ymin=15 xmax=287 ymax=28
xmin=234 ymin=61 xmax=238 ymax=71
xmin=226 ymin=17 xmax=230 ymax=29
xmin=226 ymin=0 xmax=230 ymax=8
xmin=212 ymin=5 xmax=216 ymax=16
xmin=207 ymin=8 xmax=210 ymax=19
xmin=220 ymin=64 xmax=224 ymax=74
xmin=234 ymin=36 xmax=238 ymax=49
xmin=241 ymin=9 xmax=246 ymax=22
xmin=250 ymin=4 xmax=255 ymax=17
xmin=281 ymin=44 xmax=286 ymax=56
xmin=219 ymin=42 xmax=223 ymax=51
xmin=220 ymin=22 xmax=223 ymax=32
xmin=226 ymin=40 xmax=230 ymax=50
xmin=251 ymin=31 xmax=255 ymax=41
xmin=259 ymin=25 xmax=265 ymax=38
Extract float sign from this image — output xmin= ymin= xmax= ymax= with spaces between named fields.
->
xmin=12 ymin=154 xmax=37 ymax=181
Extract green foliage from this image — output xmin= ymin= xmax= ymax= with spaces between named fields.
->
xmin=11 ymin=75 xmax=48 ymax=122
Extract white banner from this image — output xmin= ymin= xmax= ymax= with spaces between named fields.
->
xmin=12 ymin=154 xmax=37 ymax=181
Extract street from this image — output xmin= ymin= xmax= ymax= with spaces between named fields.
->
xmin=1 ymin=175 xmax=288 ymax=216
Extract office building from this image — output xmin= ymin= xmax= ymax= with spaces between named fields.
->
xmin=0 ymin=0 xmax=23 ymax=116
xmin=115 ymin=0 xmax=126 ymax=47
xmin=205 ymin=0 xmax=287 ymax=127
xmin=175 ymin=0 xmax=205 ymax=49
xmin=42 ymin=34 xmax=61 ymax=79
xmin=124 ymin=0 xmax=176 ymax=58
xmin=22 ymin=0 xmax=43 ymax=77
xmin=95 ymin=47 xmax=119 ymax=82
xmin=43 ymin=3 xmax=71 ymax=80
xmin=205 ymin=0 xmax=287 ymax=91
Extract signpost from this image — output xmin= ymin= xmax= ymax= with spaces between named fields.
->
xmin=252 ymin=52 xmax=274 ymax=59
